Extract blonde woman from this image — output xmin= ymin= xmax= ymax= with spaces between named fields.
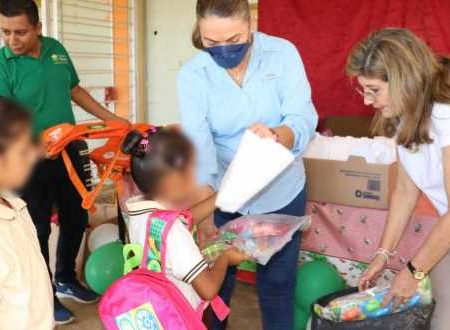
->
xmin=347 ymin=28 xmax=450 ymax=329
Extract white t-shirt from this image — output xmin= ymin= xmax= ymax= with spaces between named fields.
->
xmin=398 ymin=103 xmax=450 ymax=216
xmin=0 ymin=193 xmax=54 ymax=330
xmin=125 ymin=196 xmax=207 ymax=308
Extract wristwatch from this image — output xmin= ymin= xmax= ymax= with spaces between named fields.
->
xmin=407 ymin=261 xmax=427 ymax=280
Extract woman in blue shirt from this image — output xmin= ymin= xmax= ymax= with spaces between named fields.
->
xmin=178 ymin=1 xmax=318 ymax=329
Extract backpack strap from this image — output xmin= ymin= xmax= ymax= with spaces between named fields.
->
xmin=210 ymin=296 xmax=230 ymax=321
xmin=141 ymin=209 xmax=231 ymax=321
xmin=196 ymin=297 xmax=230 ymax=322
xmin=123 ymin=244 xmax=144 ymax=275
xmin=141 ymin=210 xmax=194 ymax=272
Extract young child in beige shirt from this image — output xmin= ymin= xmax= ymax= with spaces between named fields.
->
xmin=0 ymin=97 xmax=53 ymax=330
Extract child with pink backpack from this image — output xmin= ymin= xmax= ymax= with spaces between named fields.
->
xmin=99 ymin=127 xmax=249 ymax=330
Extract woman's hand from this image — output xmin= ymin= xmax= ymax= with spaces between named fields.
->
xmin=358 ymin=255 xmax=387 ymax=290
xmin=383 ymin=268 xmax=420 ymax=308
xmin=249 ymin=123 xmax=277 ymax=140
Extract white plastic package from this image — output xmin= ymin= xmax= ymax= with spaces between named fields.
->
xmin=216 ymin=130 xmax=295 ymax=213
xmin=303 ymin=134 xmax=396 ymax=164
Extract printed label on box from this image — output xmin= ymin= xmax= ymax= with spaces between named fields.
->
xmin=355 ymin=189 xmax=380 ymax=201
xmin=340 ymin=170 xmax=383 ymax=201
xmin=339 ymin=169 xmax=382 ymax=181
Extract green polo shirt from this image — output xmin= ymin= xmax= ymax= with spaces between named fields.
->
xmin=0 ymin=36 xmax=79 ymax=136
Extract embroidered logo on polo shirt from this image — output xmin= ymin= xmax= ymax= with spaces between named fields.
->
xmin=264 ymin=73 xmax=278 ymax=80
xmin=51 ymin=54 xmax=69 ymax=64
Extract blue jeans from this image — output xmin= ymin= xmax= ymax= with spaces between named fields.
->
xmin=212 ymin=188 xmax=307 ymax=330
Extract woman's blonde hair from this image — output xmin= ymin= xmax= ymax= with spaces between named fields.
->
xmin=192 ymin=0 xmax=250 ymax=50
xmin=347 ymin=28 xmax=450 ymax=149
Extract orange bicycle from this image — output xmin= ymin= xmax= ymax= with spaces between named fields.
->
xmin=41 ymin=121 xmax=153 ymax=211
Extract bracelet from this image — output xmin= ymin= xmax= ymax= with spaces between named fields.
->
xmin=372 ymin=248 xmax=397 ymax=265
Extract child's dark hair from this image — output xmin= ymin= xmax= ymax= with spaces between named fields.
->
xmin=0 ymin=0 xmax=40 ymax=26
xmin=0 ymin=96 xmax=31 ymax=154
xmin=121 ymin=127 xmax=193 ymax=198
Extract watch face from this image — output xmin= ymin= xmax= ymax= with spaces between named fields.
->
xmin=415 ymin=271 xmax=426 ymax=280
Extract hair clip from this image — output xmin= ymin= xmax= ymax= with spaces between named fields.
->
xmin=138 ymin=132 xmax=151 ymax=154
xmin=135 ymin=126 xmax=165 ymax=156
xmin=148 ymin=126 xmax=159 ymax=134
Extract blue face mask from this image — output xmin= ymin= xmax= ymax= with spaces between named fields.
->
xmin=205 ymin=42 xmax=251 ymax=69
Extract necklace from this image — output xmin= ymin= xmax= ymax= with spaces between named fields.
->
xmin=228 ymin=60 xmax=247 ymax=84
xmin=227 ymin=47 xmax=252 ymax=85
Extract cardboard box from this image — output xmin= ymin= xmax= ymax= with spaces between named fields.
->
xmin=303 ymin=156 xmax=396 ymax=209
xmin=324 ymin=115 xmax=374 ymax=137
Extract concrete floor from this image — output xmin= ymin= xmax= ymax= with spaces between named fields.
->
xmin=56 ymin=282 xmax=262 ymax=330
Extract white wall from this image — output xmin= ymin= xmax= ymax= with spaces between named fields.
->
xmin=43 ymin=0 xmax=137 ymax=123
xmin=146 ymin=0 xmax=197 ymax=125
xmin=59 ymin=0 xmax=116 ymax=122
xmin=146 ymin=0 xmax=258 ymax=125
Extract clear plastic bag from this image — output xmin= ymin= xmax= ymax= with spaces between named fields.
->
xmin=314 ymin=278 xmax=433 ymax=322
xmin=202 ymin=214 xmax=311 ymax=265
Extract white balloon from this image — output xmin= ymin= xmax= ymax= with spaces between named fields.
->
xmin=306 ymin=317 xmax=312 ymax=330
xmin=88 ymin=223 xmax=120 ymax=251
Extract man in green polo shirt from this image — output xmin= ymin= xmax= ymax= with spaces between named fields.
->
xmin=0 ymin=0 xmax=128 ymax=325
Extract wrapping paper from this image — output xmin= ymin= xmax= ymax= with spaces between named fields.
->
xmin=216 ymin=130 xmax=294 ymax=213
xmin=302 ymin=202 xmax=438 ymax=271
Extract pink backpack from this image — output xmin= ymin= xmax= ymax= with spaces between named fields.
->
xmin=99 ymin=210 xmax=229 ymax=330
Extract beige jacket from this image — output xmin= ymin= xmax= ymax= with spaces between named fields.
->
xmin=0 ymin=193 xmax=53 ymax=330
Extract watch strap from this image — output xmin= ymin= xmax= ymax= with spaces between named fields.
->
xmin=407 ymin=261 xmax=416 ymax=275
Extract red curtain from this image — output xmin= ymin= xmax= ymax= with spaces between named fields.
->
xmin=259 ymin=0 xmax=450 ymax=119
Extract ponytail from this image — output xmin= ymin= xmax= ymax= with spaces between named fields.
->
xmin=121 ymin=130 xmax=146 ymax=157
xmin=121 ymin=128 xmax=193 ymax=197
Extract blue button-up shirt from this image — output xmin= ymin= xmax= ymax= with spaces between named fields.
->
xmin=178 ymin=32 xmax=318 ymax=214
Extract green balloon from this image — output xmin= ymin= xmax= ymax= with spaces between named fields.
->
xmin=85 ymin=242 xmax=125 ymax=295
xmin=295 ymin=261 xmax=346 ymax=311
xmin=294 ymin=306 xmax=310 ymax=330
